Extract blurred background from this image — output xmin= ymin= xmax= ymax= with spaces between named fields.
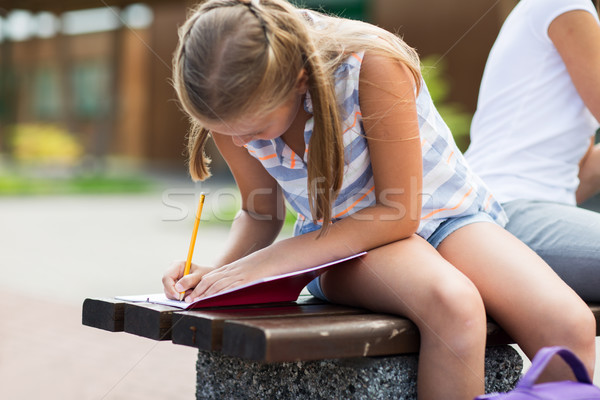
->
xmin=1 ymin=1 xmax=598 ymax=399
xmin=0 ymin=0 xmax=521 ymax=186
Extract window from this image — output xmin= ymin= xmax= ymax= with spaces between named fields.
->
xmin=71 ymin=62 xmax=111 ymax=119
xmin=33 ymin=66 xmax=62 ymax=119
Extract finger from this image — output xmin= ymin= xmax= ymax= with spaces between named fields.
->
xmin=185 ymin=278 xmax=210 ymax=302
xmin=163 ymin=261 xmax=187 ymax=299
xmin=189 ymin=276 xmax=244 ymax=303
xmin=164 ymin=260 xmax=186 ymax=282
xmin=204 ymin=278 xmax=244 ymax=297
xmin=185 ymin=264 xmax=236 ymax=302
xmin=175 ymin=273 xmax=203 ymax=296
xmin=185 ymin=272 xmax=221 ymax=302
xmin=176 ymin=265 xmax=215 ymax=301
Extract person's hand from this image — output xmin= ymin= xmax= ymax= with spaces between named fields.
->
xmin=184 ymin=253 xmax=281 ymax=303
xmin=162 ymin=260 xmax=214 ymax=301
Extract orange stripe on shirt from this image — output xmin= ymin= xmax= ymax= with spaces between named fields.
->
xmin=333 ymin=185 xmax=375 ymax=219
xmin=259 ymin=153 xmax=277 ymax=161
xmin=343 ymin=111 xmax=362 ymax=134
xmin=484 ymin=194 xmax=492 ymax=211
xmin=351 ymin=53 xmax=363 ymax=63
xmin=446 ymin=151 xmax=454 ymax=164
xmin=422 ymin=187 xmax=474 ymax=220
xmin=290 ymin=155 xmax=296 ymax=169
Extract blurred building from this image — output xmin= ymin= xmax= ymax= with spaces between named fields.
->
xmin=0 ymin=0 xmax=517 ymax=172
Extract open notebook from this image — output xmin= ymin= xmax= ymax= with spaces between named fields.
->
xmin=116 ymin=252 xmax=366 ymax=309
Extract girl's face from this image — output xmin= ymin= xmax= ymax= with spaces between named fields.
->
xmin=202 ymin=91 xmax=304 ymax=147
xmin=201 ymin=71 xmax=309 ymax=147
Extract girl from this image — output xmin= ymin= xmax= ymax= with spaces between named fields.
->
xmin=162 ymin=1 xmax=595 ymax=398
xmin=465 ymin=0 xmax=600 ymax=302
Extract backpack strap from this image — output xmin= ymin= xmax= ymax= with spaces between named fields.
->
xmin=516 ymin=346 xmax=592 ymax=389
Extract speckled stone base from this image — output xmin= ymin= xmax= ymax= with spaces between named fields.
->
xmin=195 ymin=345 xmax=522 ymax=399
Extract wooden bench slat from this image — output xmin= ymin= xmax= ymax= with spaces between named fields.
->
xmin=82 ymin=298 xmax=125 ymax=332
xmin=171 ymin=303 xmax=363 ymax=350
xmin=123 ymin=302 xmax=181 ymax=340
xmin=222 ymin=315 xmax=522 ymax=362
xmin=222 ymin=314 xmax=421 ymax=362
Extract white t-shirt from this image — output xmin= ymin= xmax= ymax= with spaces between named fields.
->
xmin=465 ymin=0 xmax=600 ymax=205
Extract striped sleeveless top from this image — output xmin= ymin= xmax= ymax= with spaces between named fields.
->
xmin=244 ymin=52 xmax=507 ymax=239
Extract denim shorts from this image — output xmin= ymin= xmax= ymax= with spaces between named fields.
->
xmin=306 ymin=212 xmax=496 ymax=301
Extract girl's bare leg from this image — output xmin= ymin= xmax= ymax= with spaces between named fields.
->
xmin=437 ymin=222 xmax=596 ymax=380
xmin=321 ymin=235 xmax=487 ymax=400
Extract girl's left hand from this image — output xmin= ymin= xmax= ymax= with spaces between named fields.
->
xmin=185 ymin=252 xmax=279 ymax=302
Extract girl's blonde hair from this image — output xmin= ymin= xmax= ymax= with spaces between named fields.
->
xmin=173 ymin=0 xmax=421 ymax=235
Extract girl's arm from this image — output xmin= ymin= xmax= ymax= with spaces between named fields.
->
xmin=549 ymin=10 xmax=600 ymax=203
xmin=163 ymin=136 xmax=286 ymax=300
xmin=186 ymin=53 xmax=424 ymax=300
xmin=210 ymin=133 xmax=287 ymax=266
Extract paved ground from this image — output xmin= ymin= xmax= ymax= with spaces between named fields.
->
xmin=0 ymin=287 xmax=198 ymax=400
xmin=0 ymin=188 xmax=235 ymax=400
xmin=1 ymin=188 xmax=599 ymax=399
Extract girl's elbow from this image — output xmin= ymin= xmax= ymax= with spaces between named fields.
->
xmin=387 ymin=217 xmax=420 ymax=241
xmin=400 ymin=205 xmax=421 ymax=235
xmin=401 ymin=219 xmax=420 ymax=239
xmin=378 ymin=204 xmax=420 ymax=239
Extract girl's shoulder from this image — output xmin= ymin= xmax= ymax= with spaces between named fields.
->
xmin=358 ymin=52 xmax=417 ymax=91
xmin=335 ymin=51 xmax=415 ymax=83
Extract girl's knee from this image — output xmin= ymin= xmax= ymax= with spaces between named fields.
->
xmin=564 ymin=305 xmax=596 ymax=350
xmin=545 ymin=302 xmax=596 ymax=370
xmin=434 ymin=278 xmax=485 ymax=319
xmin=556 ymin=301 xmax=596 ymax=342
xmin=420 ymin=278 xmax=487 ymax=349
xmin=558 ymin=305 xmax=596 ymax=374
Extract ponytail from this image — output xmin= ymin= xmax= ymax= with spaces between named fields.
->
xmin=187 ymin=123 xmax=212 ymax=181
xmin=303 ymin=51 xmax=344 ymax=236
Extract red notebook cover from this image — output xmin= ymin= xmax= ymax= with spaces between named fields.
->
xmin=116 ymin=251 xmax=366 ymax=309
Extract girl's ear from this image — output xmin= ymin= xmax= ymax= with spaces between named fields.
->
xmin=295 ymin=69 xmax=309 ymax=94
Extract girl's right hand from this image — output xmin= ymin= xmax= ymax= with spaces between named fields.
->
xmin=162 ymin=260 xmax=214 ymax=301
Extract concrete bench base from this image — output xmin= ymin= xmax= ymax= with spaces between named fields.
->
xmin=195 ymin=345 xmax=522 ymax=399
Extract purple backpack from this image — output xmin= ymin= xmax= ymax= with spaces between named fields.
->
xmin=476 ymin=347 xmax=600 ymax=400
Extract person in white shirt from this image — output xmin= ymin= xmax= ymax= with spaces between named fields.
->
xmin=466 ymin=0 xmax=600 ymax=301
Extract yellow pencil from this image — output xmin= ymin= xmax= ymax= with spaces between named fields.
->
xmin=179 ymin=193 xmax=206 ymax=301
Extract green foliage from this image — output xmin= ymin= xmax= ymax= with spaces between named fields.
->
xmin=0 ymin=124 xmax=153 ymax=195
xmin=8 ymin=124 xmax=83 ymax=166
xmin=0 ymin=174 xmax=153 ymax=195
xmin=421 ymin=55 xmax=473 ymax=152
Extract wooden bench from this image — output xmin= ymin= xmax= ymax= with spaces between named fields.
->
xmin=82 ymin=296 xmax=600 ymax=399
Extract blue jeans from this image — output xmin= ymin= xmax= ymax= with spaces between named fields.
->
xmin=502 ymin=199 xmax=600 ymax=302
